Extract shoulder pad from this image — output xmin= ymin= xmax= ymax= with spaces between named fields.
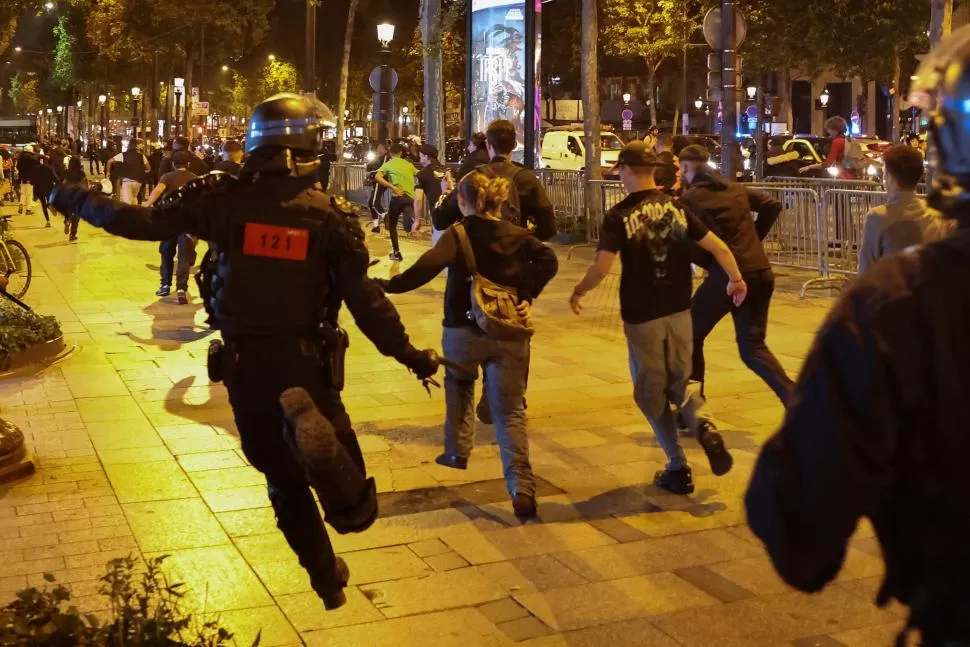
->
xmin=331 ymin=195 xmax=356 ymax=216
xmin=158 ymin=170 xmax=241 ymax=211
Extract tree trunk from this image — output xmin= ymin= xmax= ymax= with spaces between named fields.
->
xmin=891 ymin=50 xmax=902 ymax=142
xmin=930 ymin=0 xmax=953 ymax=48
xmin=780 ymin=69 xmax=792 ymax=132
xmin=336 ymin=0 xmax=359 ymax=158
xmin=581 ymin=0 xmax=602 ymax=238
xmin=646 ymin=63 xmax=658 ymax=127
xmin=421 ymin=0 xmax=445 ymax=155
xmin=183 ymin=46 xmax=195 ymax=139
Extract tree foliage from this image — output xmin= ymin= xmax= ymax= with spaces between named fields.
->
xmin=601 ymin=0 xmax=701 ymax=124
xmin=8 ymin=72 xmax=42 ymax=114
xmin=258 ymin=59 xmax=300 ymax=98
xmin=51 ymin=15 xmax=76 ymax=91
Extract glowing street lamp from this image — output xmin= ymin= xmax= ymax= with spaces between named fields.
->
xmin=267 ymin=54 xmax=276 ymax=62
xmin=819 ymin=88 xmax=830 ymax=108
xmin=173 ymin=77 xmax=185 ymax=137
xmin=14 ymin=46 xmax=22 ymax=53
xmin=746 ymin=85 xmax=757 ymax=100
xmin=694 ymin=97 xmax=704 ymax=110
xmin=622 ymin=92 xmax=631 ymax=105
xmin=221 ymin=64 xmax=229 ymax=72
xmin=44 ymin=1 xmax=54 ymax=10
xmin=377 ymin=22 xmax=395 ymax=48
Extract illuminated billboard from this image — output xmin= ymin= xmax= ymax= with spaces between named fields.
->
xmin=468 ymin=0 xmax=540 ymax=167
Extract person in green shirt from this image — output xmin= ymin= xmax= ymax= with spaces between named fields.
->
xmin=374 ymin=143 xmax=418 ymax=261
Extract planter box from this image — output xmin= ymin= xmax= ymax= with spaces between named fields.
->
xmin=0 ymin=335 xmax=68 ymax=373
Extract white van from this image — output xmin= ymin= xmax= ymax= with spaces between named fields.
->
xmin=540 ymin=127 xmax=625 ymax=174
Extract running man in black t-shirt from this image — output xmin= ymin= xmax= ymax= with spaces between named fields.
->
xmin=144 ymin=151 xmax=199 ymax=303
xmin=570 ymin=142 xmax=748 ymax=495
xmin=414 ymin=144 xmax=452 ymax=243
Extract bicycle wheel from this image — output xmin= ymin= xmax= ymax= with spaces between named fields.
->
xmin=2 ymin=239 xmax=31 ymax=299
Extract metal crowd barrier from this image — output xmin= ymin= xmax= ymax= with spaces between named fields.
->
xmin=822 ymin=189 xmax=888 ymax=275
xmin=762 ymin=176 xmax=882 ymax=193
xmin=534 ymin=169 xmax=585 ymax=237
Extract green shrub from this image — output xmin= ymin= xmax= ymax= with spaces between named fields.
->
xmin=0 ymin=298 xmax=61 ymax=360
xmin=0 ymin=555 xmax=260 ymax=646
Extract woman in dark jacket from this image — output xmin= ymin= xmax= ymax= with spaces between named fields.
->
xmin=377 ymin=168 xmax=559 ymax=519
xmin=31 ymin=156 xmax=59 ymax=227
xmin=61 ymin=156 xmax=86 ymax=241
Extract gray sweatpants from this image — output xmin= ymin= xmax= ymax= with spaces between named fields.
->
xmin=442 ymin=326 xmax=533 ymax=497
xmin=625 ymin=310 xmax=712 ymax=471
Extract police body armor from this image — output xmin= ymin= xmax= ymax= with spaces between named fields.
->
xmin=119 ymin=149 xmax=147 ymax=182
xmin=171 ymin=170 xmax=376 ymax=535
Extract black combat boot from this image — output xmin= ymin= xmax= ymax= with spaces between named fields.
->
xmin=280 ymin=388 xmax=379 ymax=535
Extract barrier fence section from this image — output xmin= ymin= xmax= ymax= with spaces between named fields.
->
xmin=585 ymin=180 xmax=626 ymax=245
xmin=535 ymin=169 xmax=584 ymax=238
xmin=822 ymin=189 xmax=888 ymax=276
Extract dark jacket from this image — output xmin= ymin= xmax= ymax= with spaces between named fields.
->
xmin=745 ymin=226 xmax=970 ymax=643
xmin=456 ymin=148 xmax=491 ymax=180
xmin=52 ymin=177 xmax=420 ymax=363
xmin=381 ymin=216 xmax=559 ymax=328
xmin=680 ymin=171 xmax=781 ymax=274
xmin=16 ymin=151 xmax=38 ymax=183
xmin=432 ymin=157 xmax=557 ymax=242
xmin=214 ymin=159 xmax=243 ymax=178
xmin=31 ymin=163 xmax=58 ymax=197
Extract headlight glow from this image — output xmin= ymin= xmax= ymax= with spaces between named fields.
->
xmin=866 ymin=164 xmax=878 ymax=176
xmin=707 ymin=160 xmax=718 ymax=169
xmin=827 ymin=166 xmax=840 ymax=177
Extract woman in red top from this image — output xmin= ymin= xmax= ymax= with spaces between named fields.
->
xmin=800 ymin=116 xmax=856 ymax=178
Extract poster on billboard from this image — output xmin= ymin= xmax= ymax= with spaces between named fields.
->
xmin=468 ymin=0 xmax=539 ymax=166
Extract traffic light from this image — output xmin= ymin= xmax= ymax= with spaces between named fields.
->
xmin=706 ymin=52 xmax=743 ymax=103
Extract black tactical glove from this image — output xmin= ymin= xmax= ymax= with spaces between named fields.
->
xmin=403 ymin=347 xmax=439 ymax=381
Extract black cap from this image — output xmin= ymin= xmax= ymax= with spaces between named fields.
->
xmin=419 ymin=144 xmax=439 ymax=158
xmin=679 ymin=144 xmax=710 ymax=163
xmin=614 ymin=141 xmax=662 ymax=169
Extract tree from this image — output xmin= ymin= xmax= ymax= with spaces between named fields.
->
xmin=0 ymin=1 xmax=32 ymax=55
xmin=582 ymin=0 xmax=602 ymax=201
xmin=336 ymin=0 xmax=360 ymax=157
xmin=51 ymin=15 xmax=76 ymax=91
xmin=601 ymin=0 xmax=701 ymax=126
xmin=258 ymin=58 xmax=300 ymax=97
xmin=8 ymin=72 xmax=42 ymax=114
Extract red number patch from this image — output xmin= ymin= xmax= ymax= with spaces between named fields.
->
xmin=242 ymin=223 xmax=310 ymax=261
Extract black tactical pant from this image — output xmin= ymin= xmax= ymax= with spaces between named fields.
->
xmin=224 ymin=335 xmax=366 ymax=593
xmin=690 ymin=267 xmax=794 ymax=405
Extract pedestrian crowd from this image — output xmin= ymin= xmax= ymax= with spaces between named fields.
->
xmin=31 ymin=29 xmax=970 ymax=637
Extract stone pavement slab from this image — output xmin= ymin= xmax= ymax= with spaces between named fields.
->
xmin=0 ymin=208 xmax=902 ymax=646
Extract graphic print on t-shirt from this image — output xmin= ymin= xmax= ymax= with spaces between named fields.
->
xmin=622 ymin=200 xmax=689 ymax=279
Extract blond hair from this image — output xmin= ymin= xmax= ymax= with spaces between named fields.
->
xmin=458 ymin=169 xmax=512 ymax=221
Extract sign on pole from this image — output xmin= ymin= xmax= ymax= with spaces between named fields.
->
xmin=193 ymin=101 xmax=210 ymax=116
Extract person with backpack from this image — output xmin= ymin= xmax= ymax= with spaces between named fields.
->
xmin=433 ymin=120 xmax=556 ymax=242
xmin=570 ymin=142 xmax=746 ymax=495
xmin=799 ymin=116 xmax=861 ymax=179
xmin=375 ymin=167 xmax=559 ymax=518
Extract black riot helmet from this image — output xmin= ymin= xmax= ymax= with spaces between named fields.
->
xmin=909 ymin=24 xmax=970 ymax=215
xmin=246 ymin=93 xmax=324 ymax=157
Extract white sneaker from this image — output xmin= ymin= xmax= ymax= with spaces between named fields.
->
xmin=177 ymin=289 xmax=188 ymax=305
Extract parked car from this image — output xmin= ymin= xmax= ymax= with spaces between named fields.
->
xmin=540 ymin=125 xmax=625 ymax=175
xmin=764 ymin=134 xmax=886 ymax=180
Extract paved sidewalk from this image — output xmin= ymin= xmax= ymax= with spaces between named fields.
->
xmin=0 ymin=207 xmax=901 ymax=647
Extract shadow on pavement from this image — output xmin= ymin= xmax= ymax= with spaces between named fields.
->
xmin=163 ymin=375 xmax=237 ymax=437
xmin=121 ymin=300 xmax=214 ymax=351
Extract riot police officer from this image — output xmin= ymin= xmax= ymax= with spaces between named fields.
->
xmin=745 ymin=27 xmax=969 ymax=646
xmin=52 ymin=93 xmax=439 ymax=611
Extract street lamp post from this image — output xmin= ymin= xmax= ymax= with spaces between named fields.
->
xmin=819 ymin=88 xmax=830 ymax=109
xmin=377 ymin=22 xmax=395 ymax=145
xmin=56 ymin=106 xmax=63 ymax=139
xmin=98 ymin=94 xmax=106 ymax=145
xmin=131 ymin=86 xmax=141 ymax=140
xmin=173 ymin=77 xmax=184 ymax=137
xmin=76 ymin=99 xmax=82 ymax=146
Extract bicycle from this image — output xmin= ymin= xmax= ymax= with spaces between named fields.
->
xmin=0 ymin=215 xmax=31 ymax=299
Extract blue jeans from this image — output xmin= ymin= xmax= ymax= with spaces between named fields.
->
xmin=625 ymin=310 xmax=712 ymax=471
xmin=442 ymin=326 xmax=534 ymax=497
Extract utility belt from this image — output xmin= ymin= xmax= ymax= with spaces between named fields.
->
xmin=206 ymin=322 xmax=350 ymax=391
